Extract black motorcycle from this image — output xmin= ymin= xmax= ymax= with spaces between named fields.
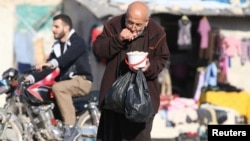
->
xmin=0 ymin=67 xmax=100 ymax=141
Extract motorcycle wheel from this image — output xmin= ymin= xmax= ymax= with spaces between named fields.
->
xmin=76 ymin=111 xmax=99 ymax=141
xmin=0 ymin=109 xmax=23 ymax=141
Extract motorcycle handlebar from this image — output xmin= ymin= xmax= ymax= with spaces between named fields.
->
xmin=22 ymin=65 xmax=53 ymax=75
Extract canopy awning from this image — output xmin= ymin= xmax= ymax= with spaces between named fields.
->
xmin=77 ymin=0 xmax=250 ymax=18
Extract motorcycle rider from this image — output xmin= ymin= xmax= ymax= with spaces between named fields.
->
xmin=25 ymin=14 xmax=93 ymax=141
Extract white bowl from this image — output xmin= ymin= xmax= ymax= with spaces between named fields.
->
xmin=126 ymin=51 xmax=148 ymax=68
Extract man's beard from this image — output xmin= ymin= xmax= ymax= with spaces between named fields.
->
xmin=137 ymin=26 xmax=145 ymax=36
xmin=54 ymin=31 xmax=65 ymax=40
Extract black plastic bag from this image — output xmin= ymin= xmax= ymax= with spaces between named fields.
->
xmin=124 ymin=69 xmax=154 ymax=122
xmin=104 ymin=69 xmax=154 ymax=122
xmin=103 ymin=71 xmax=132 ymax=113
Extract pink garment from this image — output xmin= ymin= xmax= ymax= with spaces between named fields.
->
xmin=198 ymin=17 xmax=211 ymax=49
xmin=219 ymin=56 xmax=228 ymax=81
xmin=221 ymin=36 xmax=242 ymax=57
xmin=168 ymin=97 xmax=198 ymax=111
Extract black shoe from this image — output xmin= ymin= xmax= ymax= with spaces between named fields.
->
xmin=63 ymin=125 xmax=80 ymax=141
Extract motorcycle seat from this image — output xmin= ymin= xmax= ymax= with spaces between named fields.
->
xmin=72 ymin=90 xmax=99 ymax=104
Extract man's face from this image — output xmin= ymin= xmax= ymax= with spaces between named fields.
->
xmin=52 ymin=19 xmax=66 ymax=40
xmin=125 ymin=13 xmax=148 ymax=35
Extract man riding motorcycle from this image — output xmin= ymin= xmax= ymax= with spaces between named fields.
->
xmin=25 ymin=14 xmax=93 ymax=141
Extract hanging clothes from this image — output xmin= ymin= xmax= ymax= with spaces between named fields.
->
xmin=198 ymin=16 xmax=211 ymax=49
xmin=240 ymin=38 xmax=250 ymax=65
xmin=204 ymin=62 xmax=217 ymax=87
xmin=217 ymin=56 xmax=228 ymax=83
xmin=221 ymin=36 xmax=242 ymax=57
xmin=177 ymin=15 xmax=192 ymax=50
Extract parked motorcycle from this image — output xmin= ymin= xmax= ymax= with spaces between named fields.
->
xmin=0 ymin=67 xmax=100 ymax=141
xmin=0 ymin=107 xmax=23 ymax=140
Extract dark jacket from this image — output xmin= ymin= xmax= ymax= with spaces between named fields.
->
xmin=93 ymin=14 xmax=170 ymax=114
xmin=48 ymin=32 xmax=93 ymax=82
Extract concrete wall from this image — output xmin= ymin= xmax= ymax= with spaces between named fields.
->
xmin=0 ymin=6 xmax=15 ymax=107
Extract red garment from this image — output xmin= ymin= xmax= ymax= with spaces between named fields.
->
xmin=91 ymin=27 xmax=102 ymax=46
xmin=91 ymin=25 xmax=107 ymax=64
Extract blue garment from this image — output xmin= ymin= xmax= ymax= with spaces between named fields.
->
xmin=13 ymin=31 xmax=34 ymax=66
xmin=17 ymin=62 xmax=32 ymax=73
xmin=158 ymin=109 xmax=172 ymax=127
xmin=204 ymin=62 xmax=217 ymax=87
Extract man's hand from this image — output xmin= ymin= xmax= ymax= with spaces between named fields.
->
xmin=35 ymin=62 xmax=53 ymax=71
xmin=119 ymin=28 xmax=138 ymax=41
xmin=129 ymin=58 xmax=150 ymax=72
